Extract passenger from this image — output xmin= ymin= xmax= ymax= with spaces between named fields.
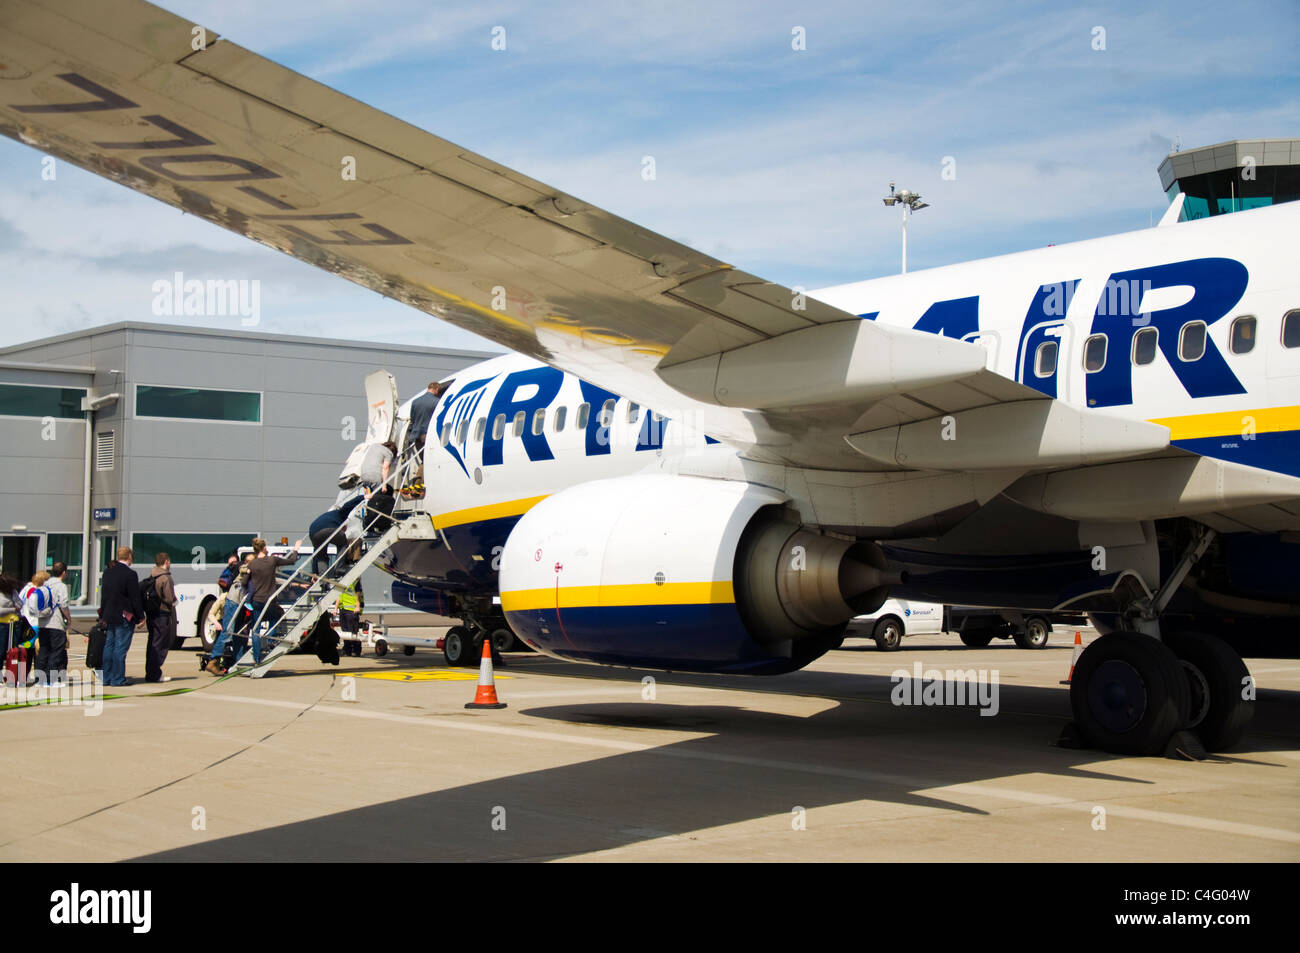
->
xmin=144 ymin=553 xmax=176 ymax=683
xmin=17 ymin=571 xmax=53 ymax=684
xmin=98 ymin=547 xmax=144 ymax=687
xmin=0 ymin=575 xmax=21 ymax=659
xmin=309 ymin=489 xmax=365 ymax=576
xmin=403 ymin=382 xmax=448 ymax=498
xmin=207 ymin=554 xmax=253 ymax=675
xmin=34 ymin=562 xmax=72 ymax=686
xmin=236 ymin=537 xmax=302 ymax=666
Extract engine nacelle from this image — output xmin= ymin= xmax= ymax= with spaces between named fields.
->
xmin=499 ymin=474 xmax=899 ymax=674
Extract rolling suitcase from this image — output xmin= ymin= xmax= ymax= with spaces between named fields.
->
xmin=86 ymin=621 xmax=107 ymax=671
xmin=5 ymin=641 xmax=28 ymax=686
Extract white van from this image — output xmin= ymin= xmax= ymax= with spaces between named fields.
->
xmin=847 ymin=598 xmax=944 ymax=651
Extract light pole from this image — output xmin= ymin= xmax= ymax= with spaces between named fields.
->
xmin=882 ymin=182 xmax=929 ymax=274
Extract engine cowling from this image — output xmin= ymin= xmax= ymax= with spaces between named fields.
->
xmin=499 ymin=474 xmax=899 ymax=674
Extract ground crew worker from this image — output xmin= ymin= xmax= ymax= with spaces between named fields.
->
xmin=337 ymin=578 xmax=363 ymax=657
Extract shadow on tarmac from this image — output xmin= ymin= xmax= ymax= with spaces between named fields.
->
xmin=133 ymin=656 xmax=1300 ymax=862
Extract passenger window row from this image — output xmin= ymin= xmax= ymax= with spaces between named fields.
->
xmin=1033 ymin=310 xmax=1300 ymax=378
xmin=440 ymin=397 xmax=650 ymax=447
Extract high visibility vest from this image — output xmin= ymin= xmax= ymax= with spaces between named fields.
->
xmin=337 ymin=585 xmax=359 ymax=612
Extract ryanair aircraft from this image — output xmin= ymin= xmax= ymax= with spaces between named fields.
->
xmin=3 ymin=0 xmax=1296 ymax=756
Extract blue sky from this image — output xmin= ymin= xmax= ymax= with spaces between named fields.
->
xmin=1 ymin=0 xmax=1297 ymax=351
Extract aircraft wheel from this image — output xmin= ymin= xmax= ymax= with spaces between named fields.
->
xmin=873 ymin=616 xmax=904 ymax=651
xmin=1070 ymin=631 xmax=1190 ymax=755
xmin=1163 ymin=629 xmax=1254 ymax=751
xmin=959 ymin=629 xmax=995 ymax=647
xmin=1013 ymin=616 xmax=1051 ymax=650
xmin=443 ymin=626 xmax=474 ymax=666
xmin=490 ymin=628 xmax=516 ymax=654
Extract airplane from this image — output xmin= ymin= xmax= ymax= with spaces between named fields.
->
xmin=2 ymin=0 xmax=1296 ymax=757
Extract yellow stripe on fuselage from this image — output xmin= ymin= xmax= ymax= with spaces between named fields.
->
xmin=501 ymin=581 xmax=735 ymax=613
xmin=1149 ymin=406 xmax=1300 ymax=441
xmin=432 ymin=495 xmax=550 ymax=529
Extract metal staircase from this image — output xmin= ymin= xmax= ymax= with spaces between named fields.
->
xmin=229 ymin=445 xmax=434 ymax=678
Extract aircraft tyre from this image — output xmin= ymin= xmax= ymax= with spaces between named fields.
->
xmin=1070 ymin=631 xmax=1190 ymax=755
xmin=1163 ymin=629 xmax=1254 ymax=751
xmin=959 ymin=629 xmax=995 ymax=648
xmin=443 ymin=626 xmax=474 ymax=667
xmin=1013 ymin=616 xmax=1051 ymax=650
xmin=490 ymin=628 xmax=516 ymax=654
xmin=873 ymin=616 xmax=904 ymax=651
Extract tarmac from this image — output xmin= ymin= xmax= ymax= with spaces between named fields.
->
xmin=1 ymin=627 xmax=1296 ymax=862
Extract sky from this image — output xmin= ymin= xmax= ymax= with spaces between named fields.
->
xmin=1 ymin=0 xmax=1297 ymax=352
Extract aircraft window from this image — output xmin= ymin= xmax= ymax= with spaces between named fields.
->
xmin=600 ymin=399 xmax=616 ymax=427
xmin=576 ymin=403 xmax=590 ymax=429
xmin=1033 ymin=341 xmax=1057 ymax=378
xmin=456 ymin=419 xmax=469 ymax=443
xmin=473 ymin=418 xmax=486 ymax=442
xmin=492 ymin=414 xmax=505 ymax=440
xmin=532 ymin=407 xmax=546 ymax=436
xmin=1229 ymin=316 xmax=1256 ymax=354
xmin=1083 ymin=335 xmax=1107 ymax=372
xmin=1132 ymin=327 xmax=1158 ymax=365
xmin=1179 ymin=322 xmax=1207 ymax=361
xmin=512 ymin=410 xmax=526 ymax=437
xmin=553 ymin=406 xmax=567 ymax=433
xmin=627 ymin=402 xmax=640 ymax=423
xmin=1283 ymin=310 xmax=1300 ymax=348
xmin=440 ymin=423 xmax=452 ymax=446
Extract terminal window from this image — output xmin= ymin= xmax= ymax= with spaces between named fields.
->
xmin=0 ymin=384 xmax=86 ymax=419
xmin=135 ymin=385 xmax=260 ymax=423
xmin=131 ymin=533 xmax=256 ymax=566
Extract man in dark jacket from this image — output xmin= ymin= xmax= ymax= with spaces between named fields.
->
xmin=99 ymin=547 xmax=144 ymax=686
xmin=144 ymin=553 xmax=176 ymax=683
xmin=402 ymin=381 xmax=447 ymax=499
xmin=235 ymin=537 xmax=301 ymax=665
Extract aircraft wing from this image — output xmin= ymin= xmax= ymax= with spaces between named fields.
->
xmin=0 ymin=0 xmax=1168 ymax=472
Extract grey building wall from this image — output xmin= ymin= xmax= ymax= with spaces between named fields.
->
xmin=0 ymin=322 xmax=496 ymax=605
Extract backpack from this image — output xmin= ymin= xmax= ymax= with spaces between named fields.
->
xmin=141 ymin=575 xmax=163 ymax=615
xmin=19 ymin=584 xmax=53 ymax=629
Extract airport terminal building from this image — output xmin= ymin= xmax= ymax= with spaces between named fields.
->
xmin=0 ymin=322 xmax=493 ymax=603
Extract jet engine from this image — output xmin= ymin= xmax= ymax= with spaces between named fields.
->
xmin=498 ymin=474 xmax=900 ymax=674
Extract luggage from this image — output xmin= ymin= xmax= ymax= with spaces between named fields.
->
xmin=86 ymin=621 xmax=107 ymax=670
xmin=5 ymin=643 xmax=28 ymax=686
xmin=365 ymin=488 xmax=396 ymax=534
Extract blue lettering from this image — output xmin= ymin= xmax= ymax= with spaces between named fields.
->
xmin=1086 ymin=258 xmax=1248 ymax=408
xmin=482 ymin=367 xmax=564 ymax=465
xmin=913 ymin=296 xmax=979 ymax=339
xmin=1015 ymin=280 xmax=1079 ymax=398
xmin=579 ymin=380 xmax=618 ymax=457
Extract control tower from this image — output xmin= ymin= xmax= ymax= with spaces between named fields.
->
xmin=1158 ymin=138 xmax=1300 ymax=221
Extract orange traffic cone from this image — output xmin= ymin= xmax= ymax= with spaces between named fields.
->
xmin=465 ymin=638 xmax=507 ymax=709
xmin=1059 ymin=631 xmax=1083 ymax=685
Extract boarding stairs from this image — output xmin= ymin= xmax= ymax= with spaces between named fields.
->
xmin=230 ymin=448 xmax=433 ymax=678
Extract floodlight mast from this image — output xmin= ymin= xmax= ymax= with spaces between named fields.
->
xmin=882 ymin=182 xmax=929 ymax=274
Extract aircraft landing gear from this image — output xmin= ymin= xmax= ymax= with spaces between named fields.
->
xmin=1070 ymin=524 xmax=1255 ymax=754
xmin=1069 ymin=631 xmax=1189 ymax=755
xmin=443 ymin=625 xmax=475 ymax=666
xmin=1163 ymin=629 xmax=1254 ymax=750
